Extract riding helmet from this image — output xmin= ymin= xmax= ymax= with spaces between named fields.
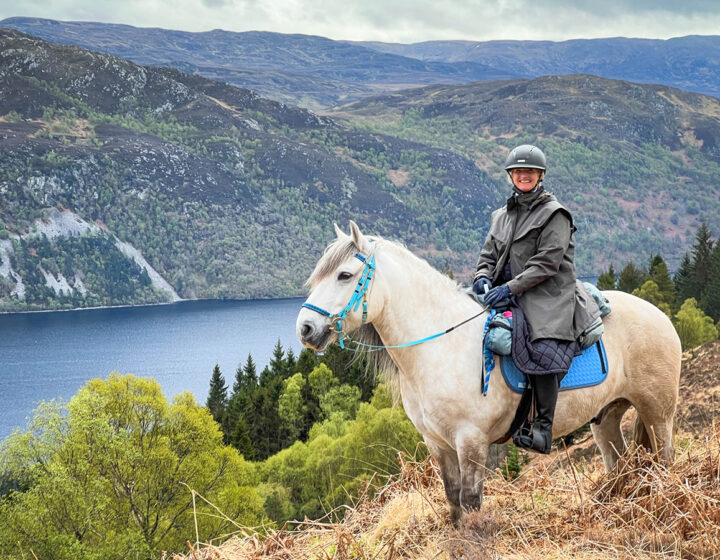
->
xmin=504 ymin=144 xmax=546 ymax=172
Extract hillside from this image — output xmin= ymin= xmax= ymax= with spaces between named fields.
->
xmin=0 ymin=29 xmax=500 ymax=311
xmin=176 ymin=340 xmax=720 ymax=559
xmin=0 ymin=17 xmax=514 ymax=109
xmin=333 ymin=74 xmax=720 ymax=272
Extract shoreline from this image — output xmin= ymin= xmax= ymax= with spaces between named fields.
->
xmin=0 ymin=295 xmax=306 ymax=316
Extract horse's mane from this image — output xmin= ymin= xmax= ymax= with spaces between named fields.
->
xmin=307 ymin=234 xmax=471 ymax=400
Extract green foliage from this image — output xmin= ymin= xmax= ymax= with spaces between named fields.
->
xmin=278 ymin=373 xmax=307 ymax=444
xmin=501 ymin=444 xmax=528 ymax=481
xmin=674 ymin=298 xmax=719 ymax=350
xmin=258 ymin=383 xmax=423 ymax=522
xmin=206 ymin=364 xmax=228 ymax=424
xmin=633 ymin=280 xmax=672 ymax=316
xmin=617 ymin=261 xmax=647 ymax=293
xmin=596 ymin=263 xmax=616 ymax=290
xmin=0 ymin=374 xmax=263 ymax=559
xmin=647 ymin=254 xmax=676 ymax=310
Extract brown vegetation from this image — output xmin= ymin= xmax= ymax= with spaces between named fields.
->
xmin=176 ymin=341 xmax=720 ymax=560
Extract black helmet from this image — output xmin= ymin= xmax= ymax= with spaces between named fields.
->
xmin=504 ymin=144 xmax=546 ymax=172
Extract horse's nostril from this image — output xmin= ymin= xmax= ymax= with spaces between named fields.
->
xmin=301 ymin=323 xmax=313 ymax=338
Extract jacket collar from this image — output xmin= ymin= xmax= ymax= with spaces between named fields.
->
xmin=506 ymin=188 xmax=550 ymax=211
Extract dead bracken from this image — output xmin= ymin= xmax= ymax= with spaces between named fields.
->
xmin=173 ymin=421 xmax=720 ymax=560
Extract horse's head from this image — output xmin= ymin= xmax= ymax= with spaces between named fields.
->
xmin=296 ymin=221 xmax=381 ymax=352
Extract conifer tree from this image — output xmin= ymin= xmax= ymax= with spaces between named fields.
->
xmin=597 ymin=263 xmax=616 ymax=290
xmin=206 ymin=364 xmax=228 ymax=425
xmin=689 ymin=222 xmax=714 ymax=302
xmin=674 ymin=252 xmax=694 ymax=307
xmin=617 ymin=261 xmax=646 ymax=293
xmin=701 ymin=243 xmax=720 ymax=321
xmin=230 ymin=417 xmax=255 ymax=460
xmin=648 ymin=254 xmax=676 ymax=308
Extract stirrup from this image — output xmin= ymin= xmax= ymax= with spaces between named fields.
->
xmin=513 ymin=423 xmax=552 ymax=454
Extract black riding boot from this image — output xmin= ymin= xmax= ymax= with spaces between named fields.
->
xmin=513 ymin=373 xmax=559 ymax=454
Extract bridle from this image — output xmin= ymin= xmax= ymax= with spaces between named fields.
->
xmin=301 ymin=251 xmax=375 ymax=349
xmin=301 ymin=246 xmax=491 ymax=354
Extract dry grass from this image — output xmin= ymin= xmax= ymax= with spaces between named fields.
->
xmin=173 ymin=423 xmax=720 ymax=560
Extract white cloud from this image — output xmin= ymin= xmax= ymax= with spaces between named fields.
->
xmin=2 ymin=0 xmax=720 ymax=42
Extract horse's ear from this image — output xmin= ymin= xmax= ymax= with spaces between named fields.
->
xmin=333 ymin=222 xmax=348 ymax=239
xmin=349 ymin=220 xmax=370 ymax=253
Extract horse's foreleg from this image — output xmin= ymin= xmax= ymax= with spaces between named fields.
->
xmin=590 ymin=398 xmax=632 ymax=471
xmin=425 ymin=439 xmax=462 ymax=525
xmin=456 ymin=434 xmax=489 ymax=512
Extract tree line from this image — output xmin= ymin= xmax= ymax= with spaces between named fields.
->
xmin=596 ymin=221 xmax=720 ymax=349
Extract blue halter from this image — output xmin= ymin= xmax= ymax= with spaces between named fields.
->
xmin=301 ymin=252 xmax=375 ymax=349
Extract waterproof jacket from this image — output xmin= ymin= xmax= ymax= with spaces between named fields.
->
xmin=474 ymin=189 xmax=600 ymax=342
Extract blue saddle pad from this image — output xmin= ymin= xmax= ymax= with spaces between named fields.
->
xmin=499 ymin=341 xmax=608 ymax=394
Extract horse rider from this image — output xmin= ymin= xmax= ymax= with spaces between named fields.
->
xmin=472 ymin=144 xmax=599 ymax=454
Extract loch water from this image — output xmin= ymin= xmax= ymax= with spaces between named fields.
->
xmin=0 ymin=298 xmax=304 ymax=440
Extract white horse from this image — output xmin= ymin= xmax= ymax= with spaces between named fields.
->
xmin=296 ymin=221 xmax=681 ymax=522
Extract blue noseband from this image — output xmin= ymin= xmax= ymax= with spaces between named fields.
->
xmin=301 ymin=252 xmax=375 ymax=349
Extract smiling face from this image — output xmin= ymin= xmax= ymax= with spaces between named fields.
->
xmin=510 ymin=168 xmax=543 ymax=192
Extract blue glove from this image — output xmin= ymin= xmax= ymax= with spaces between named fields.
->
xmin=484 ymin=284 xmax=511 ymax=308
xmin=472 ymin=276 xmax=492 ymax=295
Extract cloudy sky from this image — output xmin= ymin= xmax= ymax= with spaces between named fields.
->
xmin=3 ymin=0 xmax=720 ymax=43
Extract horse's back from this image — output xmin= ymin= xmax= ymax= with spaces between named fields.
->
xmin=600 ymin=290 xmax=681 ymax=395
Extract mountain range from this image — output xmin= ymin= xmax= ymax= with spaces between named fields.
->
xmin=3 ymin=17 xmax=720 ymax=108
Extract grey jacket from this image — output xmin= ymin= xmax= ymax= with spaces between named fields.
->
xmin=474 ymin=189 xmax=600 ymax=342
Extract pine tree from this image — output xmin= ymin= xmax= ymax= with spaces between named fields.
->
xmin=242 ymin=353 xmax=258 ymax=387
xmin=688 ymin=222 xmax=714 ymax=302
xmin=206 ymin=364 xmax=228 ymax=425
xmin=286 ymin=347 xmax=297 ymax=376
xmin=230 ymin=417 xmax=255 ymax=460
xmin=269 ymin=339 xmax=287 ymax=380
xmin=701 ymin=243 xmax=720 ymax=321
xmin=596 ymin=263 xmax=616 ymax=290
xmin=617 ymin=261 xmax=646 ymax=293
xmin=648 ymin=254 xmax=676 ymax=308
xmin=674 ymin=252 xmax=694 ymax=307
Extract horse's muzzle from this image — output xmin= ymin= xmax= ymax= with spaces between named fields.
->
xmin=297 ymin=319 xmax=333 ymax=351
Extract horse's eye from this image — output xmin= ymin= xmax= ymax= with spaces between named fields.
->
xmin=337 ymin=271 xmax=353 ymax=281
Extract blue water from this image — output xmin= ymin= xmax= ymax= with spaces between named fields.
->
xmin=0 ymin=298 xmax=304 ymax=440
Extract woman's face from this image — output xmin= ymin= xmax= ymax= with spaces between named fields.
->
xmin=510 ymin=168 xmax=542 ymax=192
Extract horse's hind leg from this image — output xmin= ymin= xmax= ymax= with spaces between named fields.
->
xmin=590 ymin=398 xmax=632 ymax=471
xmin=425 ymin=440 xmax=462 ymax=525
xmin=632 ymin=410 xmax=675 ymax=463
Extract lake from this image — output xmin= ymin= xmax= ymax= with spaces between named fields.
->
xmin=0 ymin=298 xmax=304 ymax=440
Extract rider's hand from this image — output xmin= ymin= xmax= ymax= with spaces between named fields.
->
xmin=484 ymin=284 xmax=511 ymax=307
xmin=472 ymin=276 xmax=492 ymax=295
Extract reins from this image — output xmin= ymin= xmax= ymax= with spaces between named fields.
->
xmin=302 ymin=247 xmax=490 ymax=352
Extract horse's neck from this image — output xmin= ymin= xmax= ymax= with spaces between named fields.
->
xmin=371 ymin=244 xmax=483 ymax=352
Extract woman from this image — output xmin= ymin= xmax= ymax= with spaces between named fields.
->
xmin=472 ymin=144 xmax=599 ymax=454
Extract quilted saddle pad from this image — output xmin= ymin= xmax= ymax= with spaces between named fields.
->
xmin=499 ymin=340 xmax=609 ymax=394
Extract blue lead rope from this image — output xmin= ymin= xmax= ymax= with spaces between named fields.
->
xmin=482 ymin=310 xmax=497 ymax=396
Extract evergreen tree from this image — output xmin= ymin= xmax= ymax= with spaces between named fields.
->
xmin=230 ymin=417 xmax=255 ymax=460
xmin=688 ymin=222 xmax=714 ymax=302
xmin=674 ymin=252 xmax=694 ymax=307
xmin=269 ymin=339 xmax=287 ymax=379
xmin=242 ymin=353 xmax=258 ymax=388
xmin=648 ymin=254 xmax=676 ymax=308
xmin=295 ymin=348 xmax=317 ymax=376
xmin=286 ymin=347 xmax=297 ymax=376
xmin=701 ymin=243 xmax=720 ymax=321
xmin=206 ymin=364 xmax=228 ymax=424
xmin=596 ymin=263 xmax=616 ymax=291
xmin=617 ymin=261 xmax=646 ymax=293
